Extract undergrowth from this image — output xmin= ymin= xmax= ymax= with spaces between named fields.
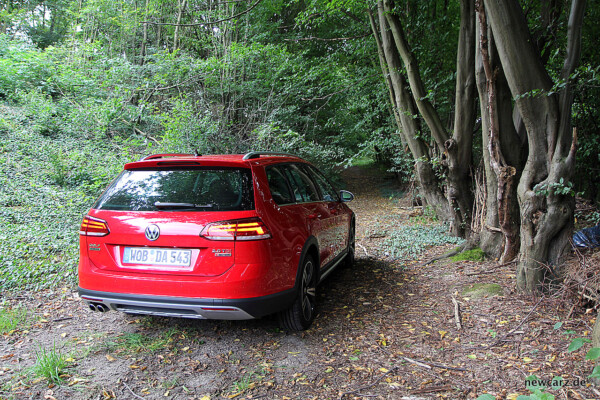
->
xmin=384 ymin=223 xmax=464 ymax=260
xmin=0 ymin=306 xmax=27 ymax=334
xmin=0 ymin=105 xmax=142 ymax=291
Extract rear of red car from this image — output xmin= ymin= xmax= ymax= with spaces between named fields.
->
xmin=78 ymin=156 xmax=297 ymax=320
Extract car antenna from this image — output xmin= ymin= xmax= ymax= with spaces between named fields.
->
xmin=194 ymin=149 xmax=201 ymax=157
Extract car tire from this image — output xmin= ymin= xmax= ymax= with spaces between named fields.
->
xmin=279 ymin=255 xmax=317 ymax=331
xmin=343 ymin=220 xmax=355 ymax=268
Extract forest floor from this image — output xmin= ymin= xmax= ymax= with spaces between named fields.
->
xmin=1 ymin=166 xmax=599 ymax=400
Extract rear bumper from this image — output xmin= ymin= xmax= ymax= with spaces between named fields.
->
xmin=78 ymin=287 xmax=296 ymax=320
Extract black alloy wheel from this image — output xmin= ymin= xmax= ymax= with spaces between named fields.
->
xmin=279 ymin=255 xmax=317 ymax=331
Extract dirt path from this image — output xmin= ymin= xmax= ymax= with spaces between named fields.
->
xmin=1 ymin=167 xmax=597 ymax=400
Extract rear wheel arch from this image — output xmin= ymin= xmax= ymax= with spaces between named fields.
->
xmin=294 ymin=236 xmax=320 ymax=288
xmin=279 ymin=238 xmax=319 ymax=331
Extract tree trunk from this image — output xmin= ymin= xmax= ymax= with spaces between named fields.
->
xmin=173 ymin=0 xmax=188 ymax=52
xmin=139 ymin=0 xmax=149 ymax=65
xmin=483 ymin=0 xmax=584 ymax=292
xmin=382 ymin=0 xmax=474 ymax=236
xmin=370 ymin=2 xmax=450 ymax=220
xmin=447 ymin=0 xmax=477 ymax=238
xmin=475 ymin=20 xmax=523 ymax=259
xmin=476 ymin=1 xmax=521 ymax=262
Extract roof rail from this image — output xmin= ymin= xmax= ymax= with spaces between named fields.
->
xmin=140 ymin=153 xmax=196 ymax=161
xmin=242 ymin=151 xmax=299 ymax=160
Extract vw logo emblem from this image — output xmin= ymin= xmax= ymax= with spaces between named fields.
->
xmin=145 ymin=224 xmax=160 ymax=241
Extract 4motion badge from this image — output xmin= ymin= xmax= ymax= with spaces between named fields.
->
xmin=212 ymin=249 xmax=232 ymax=257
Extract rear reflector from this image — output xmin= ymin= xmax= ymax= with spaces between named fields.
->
xmin=200 ymin=307 xmax=237 ymax=311
xmin=200 ymin=217 xmax=271 ymax=241
xmin=79 ymin=216 xmax=110 ymax=237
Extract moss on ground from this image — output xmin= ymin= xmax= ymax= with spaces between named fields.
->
xmin=462 ymin=283 xmax=503 ymax=299
xmin=450 ymin=248 xmax=485 ymax=262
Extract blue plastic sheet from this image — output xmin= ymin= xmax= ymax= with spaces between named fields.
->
xmin=572 ymin=225 xmax=600 ymax=249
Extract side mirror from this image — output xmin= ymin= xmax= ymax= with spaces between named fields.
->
xmin=339 ymin=190 xmax=354 ymax=202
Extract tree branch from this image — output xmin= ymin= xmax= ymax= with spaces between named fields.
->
xmin=284 ymin=32 xmax=371 ymax=42
xmin=142 ymin=0 xmax=263 ymax=27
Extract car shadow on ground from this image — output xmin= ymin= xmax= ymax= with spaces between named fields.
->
xmin=137 ymin=255 xmax=404 ymax=337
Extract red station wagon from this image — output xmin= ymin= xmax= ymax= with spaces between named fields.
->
xmin=78 ymin=152 xmax=355 ymax=331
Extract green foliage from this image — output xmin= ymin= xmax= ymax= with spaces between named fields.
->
xmin=580 ymin=211 xmax=600 ymax=226
xmin=384 ymin=223 xmax=464 ymax=260
xmin=30 ymin=342 xmax=71 ymax=385
xmin=553 ymin=322 xmax=563 ymax=330
xmin=0 ymin=36 xmax=54 ymax=99
xmin=0 ymin=306 xmax=27 ymax=334
xmin=450 ymin=248 xmax=485 ymax=262
xmin=586 ymin=347 xmax=600 ymax=360
xmin=533 ymin=178 xmax=578 ymax=197
xmin=0 ymin=104 xmax=139 ymax=291
xmin=567 ymin=337 xmax=591 ymax=352
xmin=590 ymin=365 xmax=600 ymax=380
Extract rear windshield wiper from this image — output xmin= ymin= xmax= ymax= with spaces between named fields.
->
xmin=154 ymin=202 xmax=214 ymax=210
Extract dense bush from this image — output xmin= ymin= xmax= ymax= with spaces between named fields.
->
xmin=0 ymin=105 xmax=141 ymax=290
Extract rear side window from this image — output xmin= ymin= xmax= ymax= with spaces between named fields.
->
xmin=94 ymin=168 xmax=254 ymax=211
xmin=304 ymin=165 xmax=339 ymax=202
xmin=282 ymin=164 xmax=320 ymax=203
xmin=266 ymin=166 xmax=294 ymax=205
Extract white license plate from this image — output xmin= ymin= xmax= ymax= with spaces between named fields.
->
xmin=123 ymin=247 xmax=192 ymax=267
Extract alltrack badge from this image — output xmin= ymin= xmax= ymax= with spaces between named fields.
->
xmin=145 ymin=224 xmax=160 ymax=241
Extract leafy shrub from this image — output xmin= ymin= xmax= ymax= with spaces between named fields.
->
xmin=0 ymin=107 xmax=141 ymax=291
xmin=250 ymin=123 xmax=345 ymax=178
xmin=0 ymin=35 xmax=55 ymax=100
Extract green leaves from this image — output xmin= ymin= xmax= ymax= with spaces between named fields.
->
xmin=586 ymin=347 xmax=600 ymax=360
xmin=567 ymin=337 xmax=591 ymax=352
xmin=384 ymin=223 xmax=464 ymax=260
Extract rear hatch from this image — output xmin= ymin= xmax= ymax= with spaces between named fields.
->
xmin=81 ymin=166 xmax=255 ymax=277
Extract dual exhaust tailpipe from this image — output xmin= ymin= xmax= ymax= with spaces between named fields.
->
xmin=88 ymin=303 xmax=109 ymax=313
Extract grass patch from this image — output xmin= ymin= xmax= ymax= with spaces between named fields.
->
xmin=108 ymin=328 xmax=181 ymax=354
xmin=450 ymin=248 xmax=485 ymax=262
xmin=462 ymin=283 xmax=503 ymax=299
xmin=350 ymin=156 xmax=375 ymax=167
xmin=0 ymin=307 xmax=27 ymax=333
xmin=384 ymin=224 xmax=464 ymax=260
xmin=227 ymin=370 xmax=264 ymax=397
xmin=30 ymin=342 xmax=71 ymax=385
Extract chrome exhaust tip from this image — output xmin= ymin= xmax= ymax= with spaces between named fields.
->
xmin=89 ymin=303 xmax=97 ymax=312
xmin=96 ymin=304 xmax=108 ymax=312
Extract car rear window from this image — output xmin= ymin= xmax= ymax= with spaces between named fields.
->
xmin=94 ymin=167 xmax=254 ymax=211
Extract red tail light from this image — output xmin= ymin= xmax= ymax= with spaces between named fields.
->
xmin=79 ymin=216 xmax=110 ymax=237
xmin=200 ymin=218 xmax=271 ymax=241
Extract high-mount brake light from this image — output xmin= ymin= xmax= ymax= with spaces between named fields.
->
xmin=200 ymin=218 xmax=271 ymax=241
xmin=79 ymin=216 xmax=110 ymax=237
